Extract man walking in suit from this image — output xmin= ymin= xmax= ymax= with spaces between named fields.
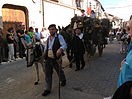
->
xmin=72 ymin=28 xmax=85 ymax=71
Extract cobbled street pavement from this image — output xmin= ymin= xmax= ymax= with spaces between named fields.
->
xmin=0 ymin=41 xmax=126 ymax=99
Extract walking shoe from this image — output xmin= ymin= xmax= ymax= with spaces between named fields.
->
xmin=61 ymin=80 xmax=66 ymax=86
xmin=69 ymin=64 xmax=72 ymax=68
xmin=19 ymin=56 xmax=23 ymax=58
xmin=12 ymin=58 xmax=16 ymax=61
xmin=34 ymin=81 xmax=38 ymax=85
xmin=8 ymin=59 xmax=12 ymax=62
xmin=42 ymin=90 xmax=51 ymax=96
xmin=75 ymin=68 xmax=80 ymax=71
xmin=81 ymin=65 xmax=85 ymax=69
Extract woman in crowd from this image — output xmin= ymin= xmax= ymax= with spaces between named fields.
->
xmin=6 ymin=27 xmax=15 ymax=62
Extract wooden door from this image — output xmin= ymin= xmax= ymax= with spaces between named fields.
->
xmin=2 ymin=8 xmax=26 ymax=34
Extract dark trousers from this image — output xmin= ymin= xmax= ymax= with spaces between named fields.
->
xmin=0 ymin=48 xmax=3 ymax=63
xmin=18 ymin=41 xmax=25 ymax=58
xmin=74 ymin=53 xmax=85 ymax=69
xmin=14 ymin=44 xmax=17 ymax=59
xmin=44 ymin=58 xmax=66 ymax=91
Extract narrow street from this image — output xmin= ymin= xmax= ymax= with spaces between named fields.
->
xmin=0 ymin=41 xmax=126 ymax=99
xmin=0 ymin=0 xmax=131 ymax=99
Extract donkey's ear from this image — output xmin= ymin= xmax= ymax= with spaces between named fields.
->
xmin=58 ymin=26 xmax=61 ymax=31
xmin=62 ymin=26 xmax=64 ymax=29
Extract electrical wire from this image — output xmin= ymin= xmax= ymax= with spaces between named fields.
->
xmin=105 ymin=5 xmax=132 ymax=9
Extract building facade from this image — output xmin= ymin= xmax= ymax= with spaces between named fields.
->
xmin=81 ymin=0 xmax=107 ymax=18
xmin=0 ymin=0 xmax=87 ymax=33
xmin=0 ymin=0 xmax=107 ymax=33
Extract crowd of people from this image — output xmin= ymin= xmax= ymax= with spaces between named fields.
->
xmin=110 ymin=18 xmax=132 ymax=99
xmin=109 ymin=27 xmax=131 ymax=54
xmin=0 ymin=25 xmax=49 ymax=64
xmin=0 ymin=23 xmax=87 ymax=96
xmin=0 ymin=9 xmax=97 ymax=96
xmin=81 ymin=9 xmax=96 ymax=18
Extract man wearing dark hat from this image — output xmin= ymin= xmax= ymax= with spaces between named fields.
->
xmin=72 ymin=28 xmax=85 ymax=71
xmin=42 ymin=24 xmax=67 ymax=96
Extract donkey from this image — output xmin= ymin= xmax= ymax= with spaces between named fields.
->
xmin=26 ymin=39 xmax=45 ymax=85
xmin=58 ymin=25 xmax=74 ymax=68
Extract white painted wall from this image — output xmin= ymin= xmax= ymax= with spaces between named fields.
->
xmin=0 ymin=0 xmax=82 ymax=30
xmin=60 ymin=0 xmax=72 ymax=6
xmin=88 ymin=0 xmax=96 ymax=10
xmin=44 ymin=1 xmax=78 ymax=27
xmin=81 ymin=0 xmax=87 ymax=11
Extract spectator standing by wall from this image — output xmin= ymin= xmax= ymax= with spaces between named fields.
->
xmin=40 ymin=27 xmax=49 ymax=46
xmin=28 ymin=27 xmax=35 ymax=39
xmin=0 ymin=28 xmax=3 ymax=64
xmin=35 ymin=28 xmax=41 ymax=42
xmin=6 ymin=27 xmax=15 ymax=62
xmin=16 ymin=25 xmax=25 ymax=58
xmin=13 ymin=28 xmax=19 ymax=59
xmin=24 ymin=31 xmax=32 ymax=46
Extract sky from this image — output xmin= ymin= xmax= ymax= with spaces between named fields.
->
xmin=100 ymin=0 xmax=132 ymax=21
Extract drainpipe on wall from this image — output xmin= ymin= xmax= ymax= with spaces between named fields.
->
xmin=42 ymin=0 xmax=44 ymax=27
xmin=74 ymin=9 xmax=75 ymax=16
xmin=0 ymin=6 xmax=2 ymax=28
xmin=72 ymin=0 xmax=75 ymax=16
xmin=86 ymin=0 xmax=88 ymax=15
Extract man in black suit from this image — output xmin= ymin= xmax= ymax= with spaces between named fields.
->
xmin=72 ymin=28 xmax=85 ymax=71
